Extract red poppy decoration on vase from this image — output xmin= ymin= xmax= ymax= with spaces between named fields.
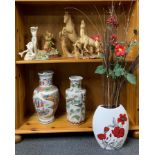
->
xmin=114 ymin=44 xmax=126 ymax=57
xmin=112 ymin=127 xmax=125 ymax=138
xmin=117 ymin=114 xmax=127 ymax=125
xmin=97 ymin=113 xmax=127 ymax=141
xmin=104 ymin=127 xmax=110 ymax=132
xmin=97 ymin=133 xmax=106 ymax=140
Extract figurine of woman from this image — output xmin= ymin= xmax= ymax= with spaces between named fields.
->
xmin=30 ymin=26 xmax=38 ymax=55
xmin=19 ymin=42 xmax=36 ymax=60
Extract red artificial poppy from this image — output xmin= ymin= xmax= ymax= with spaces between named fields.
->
xmin=104 ymin=127 xmax=110 ymax=132
xmin=97 ymin=133 xmax=106 ymax=140
xmin=106 ymin=15 xmax=118 ymax=27
xmin=110 ymin=34 xmax=117 ymax=46
xmin=117 ymin=114 xmax=127 ymax=125
xmin=114 ymin=44 xmax=126 ymax=56
xmin=112 ymin=127 xmax=125 ymax=138
xmin=91 ymin=34 xmax=102 ymax=41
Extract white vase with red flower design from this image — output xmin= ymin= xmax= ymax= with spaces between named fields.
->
xmin=92 ymin=104 xmax=129 ymax=150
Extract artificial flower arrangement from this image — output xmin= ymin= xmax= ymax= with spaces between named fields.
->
xmin=95 ymin=6 xmax=139 ymax=109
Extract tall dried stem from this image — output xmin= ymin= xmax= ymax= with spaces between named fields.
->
xmin=125 ymin=0 xmax=134 ymax=42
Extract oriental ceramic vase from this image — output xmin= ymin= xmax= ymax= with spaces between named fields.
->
xmin=66 ymin=76 xmax=86 ymax=124
xmin=93 ymin=104 xmax=129 ymax=150
xmin=33 ymin=71 xmax=59 ymax=124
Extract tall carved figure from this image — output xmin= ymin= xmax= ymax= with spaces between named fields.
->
xmin=30 ymin=26 xmax=38 ymax=55
xmin=59 ymin=12 xmax=78 ymax=57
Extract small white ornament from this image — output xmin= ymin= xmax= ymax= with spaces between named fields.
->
xmin=30 ymin=26 xmax=38 ymax=55
xmin=19 ymin=42 xmax=35 ymax=60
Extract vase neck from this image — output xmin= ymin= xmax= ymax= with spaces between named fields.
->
xmin=69 ymin=76 xmax=83 ymax=89
xmin=70 ymin=80 xmax=82 ymax=89
xmin=38 ymin=71 xmax=53 ymax=87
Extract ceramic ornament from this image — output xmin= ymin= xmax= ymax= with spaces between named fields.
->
xmin=33 ymin=71 xmax=59 ymax=124
xmin=59 ymin=12 xmax=78 ymax=57
xmin=93 ymin=105 xmax=129 ymax=150
xmin=18 ymin=42 xmax=35 ymax=60
xmin=30 ymin=26 xmax=38 ymax=55
xmin=66 ymin=76 xmax=86 ymax=124
xmin=73 ymin=20 xmax=103 ymax=59
xmin=19 ymin=26 xmax=38 ymax=60
xmin=42 ymin=31 xmax=60 ymax=58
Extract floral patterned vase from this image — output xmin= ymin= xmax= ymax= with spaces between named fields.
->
xmin=93 ymin=104 xmax=129 ymax=150
xmin=33 ymin=71 xmax=59 ymax=124
xmin=66 ymin=76 xmax=86 ymax=124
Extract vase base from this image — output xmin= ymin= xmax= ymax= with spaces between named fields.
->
xmin=39 ymin=116 xmax=55 ymax=124
xmin=67 ymin=119 xmax=85 ymax=125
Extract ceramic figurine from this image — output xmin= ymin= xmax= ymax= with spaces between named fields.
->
xmin=42 ymin=31 xmax=60 ymax=58
xmin=33 ymin=71 xmax=59 ymax=124
xmin=19 ymin=42 xmax=35 ymax=60
xmin=59 ymin=12 xmax=78 ymax=57
xmin=19 ymin=26 xmax=39 ymax=60
xmin=30 ymin=26 xmax=38 ymax=55
xmin=43 ymin=31 xmax=55 ymax=52
xmin=73 ymin=20 xmax=103 ymax=58
xmin=66 ymin=76 xmax=86 ymax=124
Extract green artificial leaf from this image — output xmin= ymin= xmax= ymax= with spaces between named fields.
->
xmin=111 ymin=45 xmax=115 ymax=53
xmin=95 ymin=65 xmax=107 ymax=75
xmin=126 ymin=41 xmax=138 ymax=54
xmin=113 ymin=64 xmax=125 ymax=77
xmin=115 ymin=56 xmax=125 ymax=61
xmin=125 ymin=73 xmax=136 ymax=85
xmin=108 ymin=69 xmax=115 ymax=79
xmin=130 ymin=41 xmax=138 ymax=47
xmin=118 ymin=41 xmax=126 ymax=45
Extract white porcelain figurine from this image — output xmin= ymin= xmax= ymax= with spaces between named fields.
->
xmin=30 ymin=26 xmax=38 ymax=55
xmin=19 ymin=42 xmax=35 ymax=60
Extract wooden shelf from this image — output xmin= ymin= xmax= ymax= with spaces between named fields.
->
xmin=15 ymin=111 xmax=138 ymax=134
xmin=15 ymin=0 xmax=136 ymax=2
xmin=16 ymin=57 xmax=103 ymax=64
xmin=16 ymin=112 xmax=93 ymax=134
xmin=16 ymin=57 xmax=135 ymax=64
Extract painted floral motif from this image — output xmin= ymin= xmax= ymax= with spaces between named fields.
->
xmin=117 ymin=114 xmax=127 ymax=125
xmin=97 ymin=113 xmax=127 ymax=149
xmin=112 ymin=127 xmax=125 ymax=138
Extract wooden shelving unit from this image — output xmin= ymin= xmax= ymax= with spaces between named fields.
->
xmin=15 ymin=0 xmax=139 ymax=141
